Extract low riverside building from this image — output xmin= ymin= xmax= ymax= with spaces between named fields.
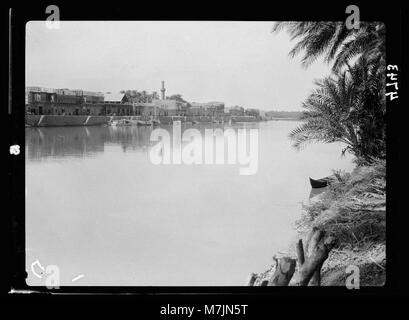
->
xmin=101 ymin=93 xmax=133 ymax=116
xmin=188 ymin=104 xmax=207 ymax=116
xmin=27 ymin=88 xmax=86 ymax=116
xmin=152 ymin=99 xmax=188 ymax=116
xmin=228 ymin=106 xmax=245 ymax=116
xmin=188 ymin=102 xmax=225 ymax=117
xmin=74 ymin=90 xmax=105 ymax=104
xmin=227 ymin=106 xmax=261 ymax=122
xmin=67 ymin=90 xmax=105 ymax=115
xmin=245 ymin=108 xmax=260 ymax=118
xmin=133 ymin=102 xmax=157 ymax=117
xmin=26 ymin=86 xmax=107 ymax=116
xmin=26 ymin=91 xmax=58 ymax=115
xmin=144 ymin=80 xmax=188 ymax=116
xmin=70 ymin=92 xmax=133 ymax=116
xmin=26 ymin=84 xmax=231 ymax=122
xmin=55 ymin=92 xmax=84 ymax=115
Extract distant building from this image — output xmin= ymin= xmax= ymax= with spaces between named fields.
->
xmin=188 ymin=102 xmax=225 ymax=117
xmin=188 ymin=103 xmax=207 ymax=116
xmin=103 ymin=92 xmax=129 ymax=104
xmin=152 ymin=99 xmax=187 ymax=116
xmin=25 ymin=87 xmax=52 ymax=106
xmin=145 ymin=80 xmax=188 ymax=116
xmin=26 ymin=91 xmax=57 ymax=115
xmin=55 ymin=88 xmax=76 ymax=96
xmin=228 ymin=106 xmax=245 ymax=116
xmin=26 ymin=87 xmax=134 ymax=116
xmin=133 ymin=102 xmax=156 ymax=116
xmin=72 ymin=90 xmax=104 ymax=103
xmin=72 ymin=90 xmax=105 ymax=115
xmin=101 ymin=93 xmax=133 ymax=116
xmin=26 ymin=83 xmax=228 ymax=119
xmin=245 ymin=108 xmax=260 ymax=118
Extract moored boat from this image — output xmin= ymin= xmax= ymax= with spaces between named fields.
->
xmin=309 ymin=176 xmax=335 ymax=188
xmin=137 ymin=120 xmax=152 ymax=126
xmin=109 ymin=119 xmax=132 ymax=126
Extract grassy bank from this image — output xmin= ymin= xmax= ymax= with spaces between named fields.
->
xmin=254 ymin=159 xmax=386 ymax=286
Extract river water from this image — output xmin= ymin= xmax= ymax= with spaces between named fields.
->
xmin=25 ymin=121 xmax=354 ymax=286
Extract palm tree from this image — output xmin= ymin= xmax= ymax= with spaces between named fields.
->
xmin=168 ymin=94 xmax=187 ymax=103
xmin=332 ymin=22 xmax=385 ymax=73
xmin=347 ymin=55 xmax=386 ymax=160
xmin=134 ymin=91 xmax=142 ymax=103
xmin=289 ymin=56 xmax=385 ymax=161
xmin=272 ymin=21 xmax=385 ymax=72
xmin=140 ymin=90 xmax=147 ymax=103
xmin=151 ymin=91 xmax=159 ymax=100
xmin=275 ymin=21 xmax=386 ymax=161
xmin=289 ymin=71 xmax=360 ymax=156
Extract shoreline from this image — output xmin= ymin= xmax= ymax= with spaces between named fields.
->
xmin=25 ymin=114 xmax=267 ymax=127
xmin=25 ymin=114 xmax=301 ymax=127
xmin=268 ymin=117 xmax=301 ymax=121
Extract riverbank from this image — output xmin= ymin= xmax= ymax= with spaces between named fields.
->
xmin=25 ymin=114 xmax=265 ymax=127
xmin=253 ymin=159 xmax=386 ymax=286
xmin=268 ymin=117 xmax=301 ymax=121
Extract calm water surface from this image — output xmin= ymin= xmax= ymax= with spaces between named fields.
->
xmin=26 ymin=121 xmax=354 ymax=286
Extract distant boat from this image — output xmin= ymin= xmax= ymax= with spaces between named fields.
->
xmin=109 ymin=119 xmax=132 ymax=126
xmin=309 ymin=176 xmax=335 ymax=188
xmin=137 ymin=120 xmax=152 ymax=126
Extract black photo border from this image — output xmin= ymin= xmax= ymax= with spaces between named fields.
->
xmin=3 ymin=1 xmax=407 ymax=303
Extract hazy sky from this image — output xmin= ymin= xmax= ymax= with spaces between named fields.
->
xmin=26 ymin=21 xmax=331 ymax=111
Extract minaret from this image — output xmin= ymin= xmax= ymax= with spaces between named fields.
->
xmin=161 ymin=81 xmax=166 ymax=100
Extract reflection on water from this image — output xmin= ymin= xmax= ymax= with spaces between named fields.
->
xmin=26 ymin=121 xmax=354 ymax=286
xmin=25 ymin=125 xmax=156 ymax=160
